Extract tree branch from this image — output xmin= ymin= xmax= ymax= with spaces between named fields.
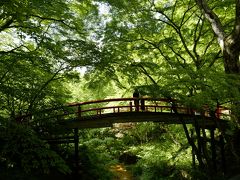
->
xmin=27 ymin=65 xmax=65 ymax=112
xmin=208 ymin=50 xmax=222 ymax=68
xmin=137 ymin=36 xmax=175 ymax=68
xmin=139 ymin=64 xmax=158 ymax=84
xmin=152 ymin=4 xmax=197 ymax=63
xmin=166 ymin=44 xmax=186 ymax=66
xmin=0 ymin=17 xmax=14 ymax=32
xmin=30 ymin=14 xmax=65 ymax=24
xmin=29 ymin=14 xmax=78 ymax=31
xmin=0 ymin=45 xmax=24 ymax=54
xmin=180 ymin=1 xmax=196 ymax=27
xmin=193 ymin=15 xmax=204 ymax=61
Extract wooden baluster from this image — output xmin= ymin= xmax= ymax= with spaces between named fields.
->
xmin=134 ymin=97 xmax=139 ymax=112
xmin=210 ymin=128 xmax=217 ymax=172
xmin=140 ymin=99 xmax=145 ymax=111
xmin=130 ymin=102 xmax=133 ymax=112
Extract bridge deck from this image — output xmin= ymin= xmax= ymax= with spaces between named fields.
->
xmin=64 ymin=112 xmax=227 ymax=129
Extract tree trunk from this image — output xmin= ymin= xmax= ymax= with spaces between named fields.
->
xmin=223 ymin=37 xmax=240 ymax=74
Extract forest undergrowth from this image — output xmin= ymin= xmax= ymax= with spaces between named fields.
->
xmin=73 ymin=122 xmax=221 ymax=180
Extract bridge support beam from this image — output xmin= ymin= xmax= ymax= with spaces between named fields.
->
xmin=191 ymin=129 xmax=196 ymax=168
xmin=74 ymin=128 xmax=79 ymax=173
xmin=220 ymin=134 xmax=226 ymax=174
xmin=195 ymin=124 xmax=202 ymax=157
xmin=210 ymin=128 xmax=217 ymax=172
xmin=192 ymin=125 xmax=224 ymax=174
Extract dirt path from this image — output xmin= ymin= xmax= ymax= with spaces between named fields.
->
xmin=110 ymin=164 xmax=133 ymax=180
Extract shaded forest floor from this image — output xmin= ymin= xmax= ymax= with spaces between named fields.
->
xmin=110 ymin=164 xmax=133 ymax=180
xmin=2 ymin=123 xmax=240 ymax=180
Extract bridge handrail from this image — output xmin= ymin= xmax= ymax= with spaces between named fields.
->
xmin=79 ymin=105 xmax=174 ymax=113
xmin=16 ymin=97 xmax=231 ymax=122
xmin=67 ymin=97 xmax=174 ymax=107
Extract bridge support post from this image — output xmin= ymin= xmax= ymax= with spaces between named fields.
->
xmin=74 ymin=128 xmax=79 ymax=173
xmin=191 ymin=129 xmax=196 ymax=168
xmin=195 ymin=124 xmax=202 ymax=156
xmin=220 ymin=134 xmax=226 ymax=174
xmin=210 ymin=128 xmax=217 ymax=172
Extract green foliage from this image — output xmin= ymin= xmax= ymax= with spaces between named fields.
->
xmin=75 ymin=128 xmax=139 ymax=179
xmin=122 ymin=122 xmax=167 ymax=144
xmin=78 ymin=141 xmax=118 ymax=179
xmin=129 ymin=141 xmax=193 ymax=179
xmin=0 ymin=0 xmax=239 ymax=178
xmin=78 ymin=124 xmax=197 ymax=179
xmin=0 ymin=122 xmax=71 ymax=177
xmin=110 ymin=124 xmax=198 ymax=179
xmin=0 ymin=0 xmax=103 ymax=119
xmin=85 ymin=0 xmax=240 ymax=116
xmin=81 ymin=128 xmax=125 ymax=157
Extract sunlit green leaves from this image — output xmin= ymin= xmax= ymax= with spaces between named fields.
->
xmin=0 ymin=0 xmax=105 ymax=117
xmin=85 ymin=0 xmax=235 ymax=109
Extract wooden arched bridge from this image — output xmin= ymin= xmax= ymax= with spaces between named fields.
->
xmin=18 ymin=97 xmax=230 ymax=173
xmin=20 ymin=97 xmax=229 ymax=129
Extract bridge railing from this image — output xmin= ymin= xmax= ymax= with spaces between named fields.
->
xmin=67 ymin=98 xmax=176 ymax=117
xmin=17 ymin=97 xmax=231 ymax=123
xmin=64 ymin=98 xmax=230 ymax=119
